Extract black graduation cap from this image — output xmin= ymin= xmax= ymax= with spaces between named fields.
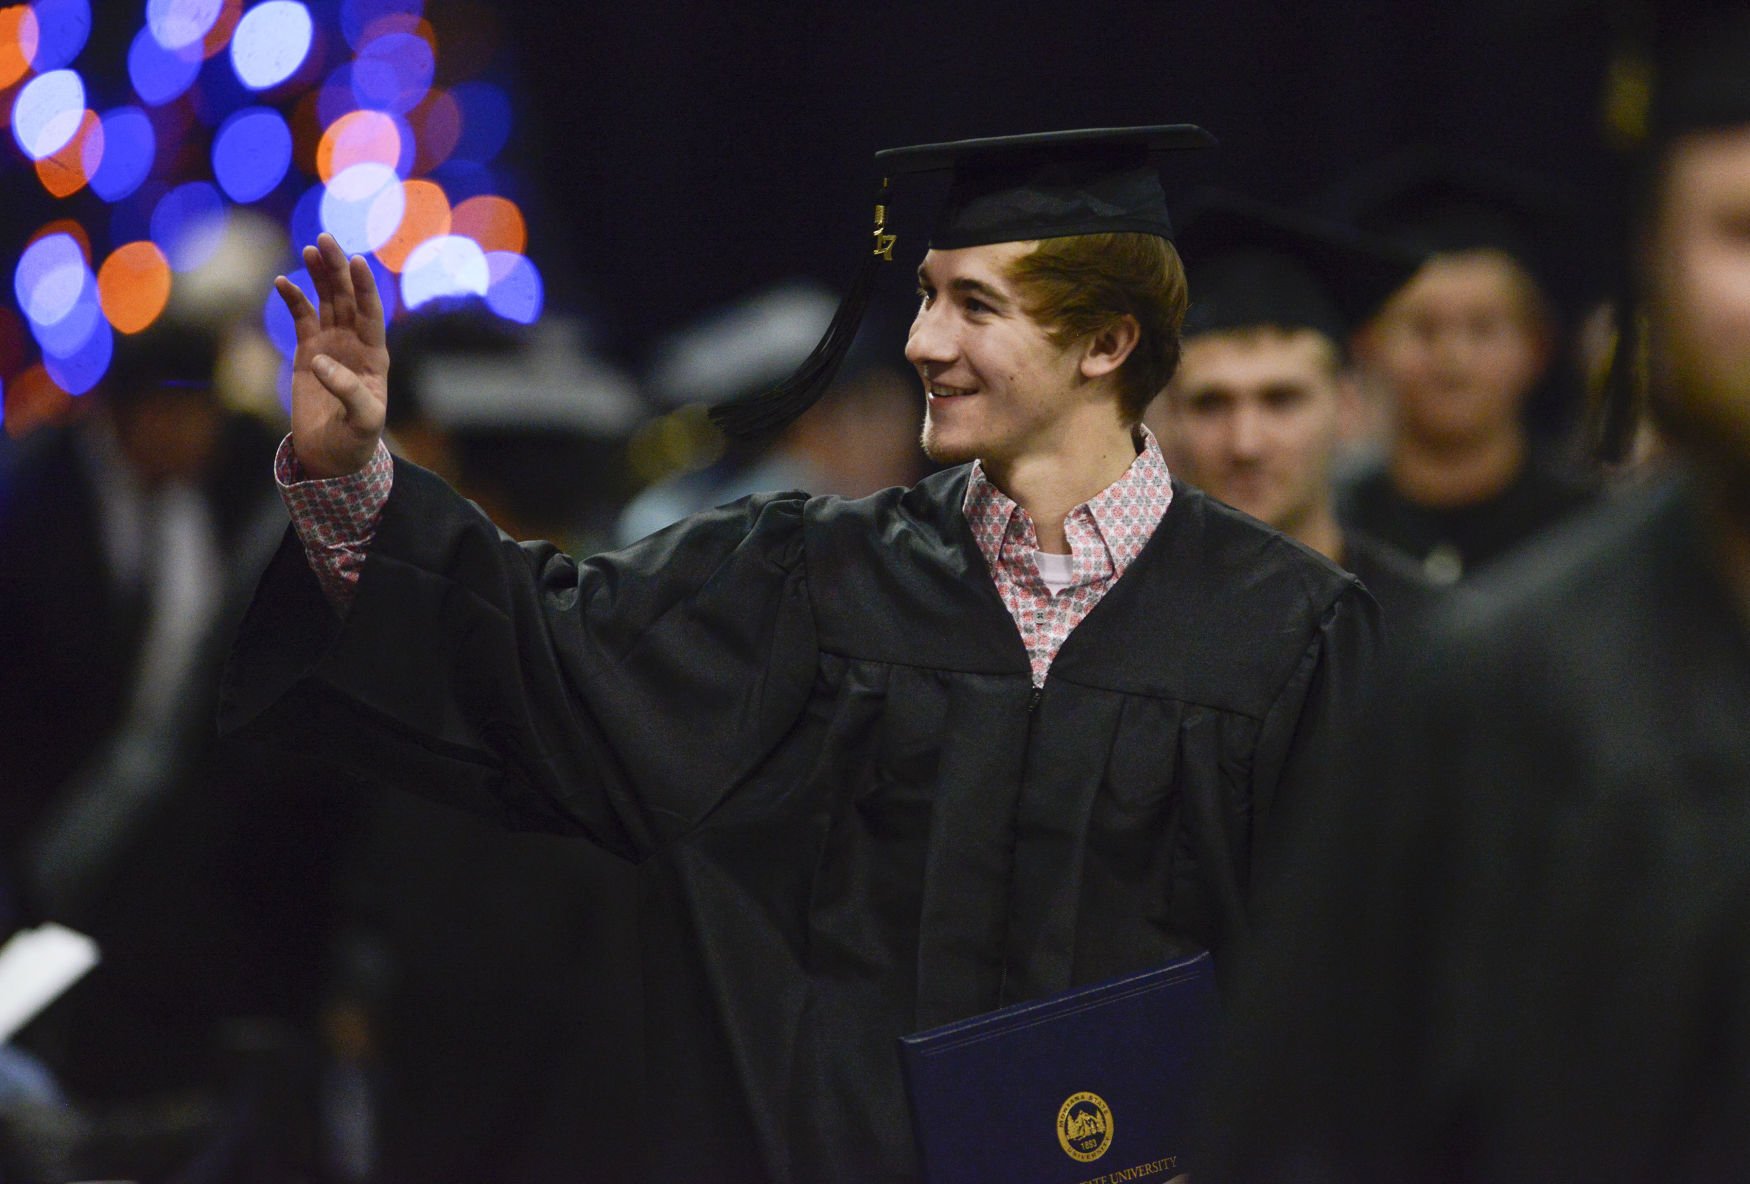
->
xmin=1173 ymin=188 xmax=1428 ymax=345
xmin=1319 ymin=151 xmax=1581 ymax=316
xmin=709 ymin=124 xmax=1216 ymax=440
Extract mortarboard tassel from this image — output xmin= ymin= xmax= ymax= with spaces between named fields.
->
xmin=710 ymin=179 xmax=897 ymax=441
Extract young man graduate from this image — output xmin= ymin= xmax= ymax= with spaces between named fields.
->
xmin=1210 ymin=10 xmax=1750 ymax=1180
xmin=1149 ymin=191 xmax=1436 ymax=621
xmin=220 ymin=126 xmax=1381 ymax=1183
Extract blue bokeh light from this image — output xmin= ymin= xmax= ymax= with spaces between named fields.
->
xmin=33 ymin=284 xmax=102 ymax=360
xmin=151 ymin=181 xmax=228 ymax=271
xmin=401 ymin=235 xmax=489 ymax=309
xmin=28 ymin=0 xmax=92 ymax=72
xmin=351 ymin=31 xmax=433 ymax=115
xmin=449 ymin=82 xmax=511 ymax=163
xmin=289 ymin=182 xmax=326 ymax=254
xmin=13 ymin=70 xmax=86 ymax=160
xmin=231 ymin=1 xmax=313 ymax=90
xmin=15 ymin=235 xmax=88 ymax=328
xmin=212 ymin=106 xmax=293 ymax=202
xmin=363 ymin=253 xmax=401 ymax=323
xmin=340 ymin=0 xmax=423 ymax=49
xmin=128 ymin=25 xmax=202 ymax=106
xmin=430 ymin=158 xmax=496 ymax=204
xmin=89 ymin=107 xmax=155 ymax=202
xmin=147 ymin=0 xmax=223 ymax=52
xmin=484 ymin=252 xmax=542 ymax=324
xmin=43 ymin=318 xmax=112 ymax=395
xmin=315 ymin=62 xmax=358 ymax=128
xmin=320 ymin=162 xmax=405 ymax=254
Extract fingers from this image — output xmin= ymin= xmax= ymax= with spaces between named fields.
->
xmin=349 ymin=254 xmax=387 ymax=348
xmin=311 ymin=354 xmax=382 ymax=430
xmin=275 ymin=275 xmax=317 ymax=338
xmin=304 ymin=242 xmax=332 ymax=328
xmin=318 ymin=233 xmax=358 ymax=329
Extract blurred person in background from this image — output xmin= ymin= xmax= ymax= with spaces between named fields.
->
xmin=1333 ymin=158 xmax=1599 ymax=584
xmin=1211 ymin=6 xmax=1750 ymax=1179
xmin=616 ymin=281 xmax=924 ymax=546
xmin=318 ymin=301 xmax=647 ymax=1184
xmin=1150 ymin=191 xmax=1436 ymax=621
xmin=0 ymin=319 xmax=346 ymax=1181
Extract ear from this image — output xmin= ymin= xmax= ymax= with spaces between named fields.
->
xmin=1079 ymin=314 xmax=1142 ymax=381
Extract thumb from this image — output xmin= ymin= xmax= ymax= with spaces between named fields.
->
xmin=313 ymin=354 xmax=381 ymax=425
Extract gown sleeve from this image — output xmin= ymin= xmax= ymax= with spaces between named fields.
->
xmin=219 ymin=455 xmax=820 ymax=862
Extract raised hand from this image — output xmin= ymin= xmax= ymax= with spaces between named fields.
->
xmin=276 ymin=233 xmax=391 ymax=478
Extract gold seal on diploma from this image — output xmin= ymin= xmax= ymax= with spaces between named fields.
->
xmin=1056 ymin=1091 xmax=1114 ymax=1162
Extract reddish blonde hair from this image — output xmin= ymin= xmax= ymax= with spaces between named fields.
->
xmin=1006 ymin=232 xmax=1190 ymax=424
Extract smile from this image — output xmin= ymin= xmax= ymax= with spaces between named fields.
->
xmin=927 ymin=384 xmax=976 ymax=398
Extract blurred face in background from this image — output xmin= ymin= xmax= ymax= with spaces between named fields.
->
xmin=1361 ymin=250 xmax=1551 ymax=450
xmin=1645 ymin=126 xmax=1750 ymax=476
xmin=1154 ymin=326 xmax=1346 ymax=534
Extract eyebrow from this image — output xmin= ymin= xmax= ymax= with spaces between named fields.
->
xmin=916 ymin=265 xmax=1012 ymax=308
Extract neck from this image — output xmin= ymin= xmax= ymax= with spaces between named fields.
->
xmin=1388 ymin=426 xmax=1526 ymax=508
xmin=983 ymin=415 xmax=1138 ymax=554
xmin=1284 ymin=499 xmax=1346 ymax=565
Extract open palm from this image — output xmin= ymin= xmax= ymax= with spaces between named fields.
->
xmin=277 ymin=233 xmax=391 ymax=478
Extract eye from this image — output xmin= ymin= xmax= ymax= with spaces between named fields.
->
xmin=916 ymin=286 xmax=934 ymax=308
xmin=963 ymin=295 xmax=991 ymax=314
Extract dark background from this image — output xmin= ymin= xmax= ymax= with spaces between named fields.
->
xmin=497 ymin=0 xmax=1625 ymax=362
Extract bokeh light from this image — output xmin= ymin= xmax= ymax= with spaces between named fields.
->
xmin=98 ymin=241 xmax=172 ymax=333
xmin=400 ymin=234 xmax=487 ymax=308
xmin=451 ymin=194 xmax=524 ymax=254
xmin=147 ymin=0 xmax=222 ymax=52
xmin=0 ymin=6 xmax=40 ymax=90
xmin=341 ymin=0 xmax=422 ymax=50
xmin=351 ymin=30 xmax=433 ymax=114
xmin=484 ymin=251 xmax=541 ymax=324
xmin=13 ymin=69 xmax=86 ymax=159
xmin=212 ymin=106 xmax=292 ymax=202
xmin=129 ymin=24 xmax=202 ymax=106
xmin=151 ymin=181 xmax=228 ymax=271
xmin=43 ymin=316 xmax=110 ymax=394
xmin=409 ymin=87 xmax=460 ymax=173
xmin=28 ymin=0 xmax=89 ymax=72
xmin=4 ymin=365 xmax=73 ymax=436
xmin=15 ymin=232 xmax=88 ymax=327
xmin=320 ymin=161 xmax=404 ymax=254
xmin=449 ymin=81 xmax=511 ymax=162
xmin=198 ymin=0 xmax=242 ymax=59
xmin=30 ymin=218 xmax=92 ymax=263
xmin=317 ymin=108 xmax=402 ymax=181
xmin=289 ymin=181 xmax=324 ymax=253
xmin=89 ymin=106 xmax=154 ymax=201
xmin=373 ymin=176 xmax=448 ymax=271
xmin=34 ymin=107 xmax=99 ymax=197
xmin=230 ymin=0 xmax=311 ymax=90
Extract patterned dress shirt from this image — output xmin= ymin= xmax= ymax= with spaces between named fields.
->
xmin=961 ymin=426 xmax=1173 ymax=685
xmin=276 ymin=427 xmax=1174 ymax=685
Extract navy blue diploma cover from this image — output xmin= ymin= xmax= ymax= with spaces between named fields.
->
xmin=898 ymin=951 xmax=1216 ymax=1183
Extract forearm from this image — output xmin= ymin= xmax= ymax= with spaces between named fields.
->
xmin=275 ymin=435 xmax=394 ymax=610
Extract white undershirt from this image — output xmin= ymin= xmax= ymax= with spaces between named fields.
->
xmin=1032 ymin=549 xmax=1075 ymax=596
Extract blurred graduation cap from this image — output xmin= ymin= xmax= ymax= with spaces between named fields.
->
xmin=1174 ymin=188 xmax=1428 ymax=344
xmin=710 ymin=124 xmax=1216 ymax=440
xmin=1318 ymin=150 xmax=1583 ymax=316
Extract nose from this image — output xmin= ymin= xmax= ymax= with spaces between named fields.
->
xmin=1230 ymin=403 xmax=1266 ymax=460
xmin=904 ymin=301 xmax=955 ymax=370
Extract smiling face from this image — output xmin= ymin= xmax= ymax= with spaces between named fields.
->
xmin=906 ymin=242 xmax=1098 ymax=468
xmin=1646 ymin=126 xmax=1750 ymax=477
xmin=1154 ymin=327 xmax=1345 ymax=534
xmin=1362 ymin=251 xmax=1550 ymax=450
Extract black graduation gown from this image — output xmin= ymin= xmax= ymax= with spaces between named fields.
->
xmin=1339 ymin=452 xmax=1596 ymax=581
xmin=219 ymin=457 xmax=1380 ymax=1183
xmin=1214 ymin=473 xmax=1750 ymax=1182
xmin=1341 ymin=528 xmax=1442 ymax=625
